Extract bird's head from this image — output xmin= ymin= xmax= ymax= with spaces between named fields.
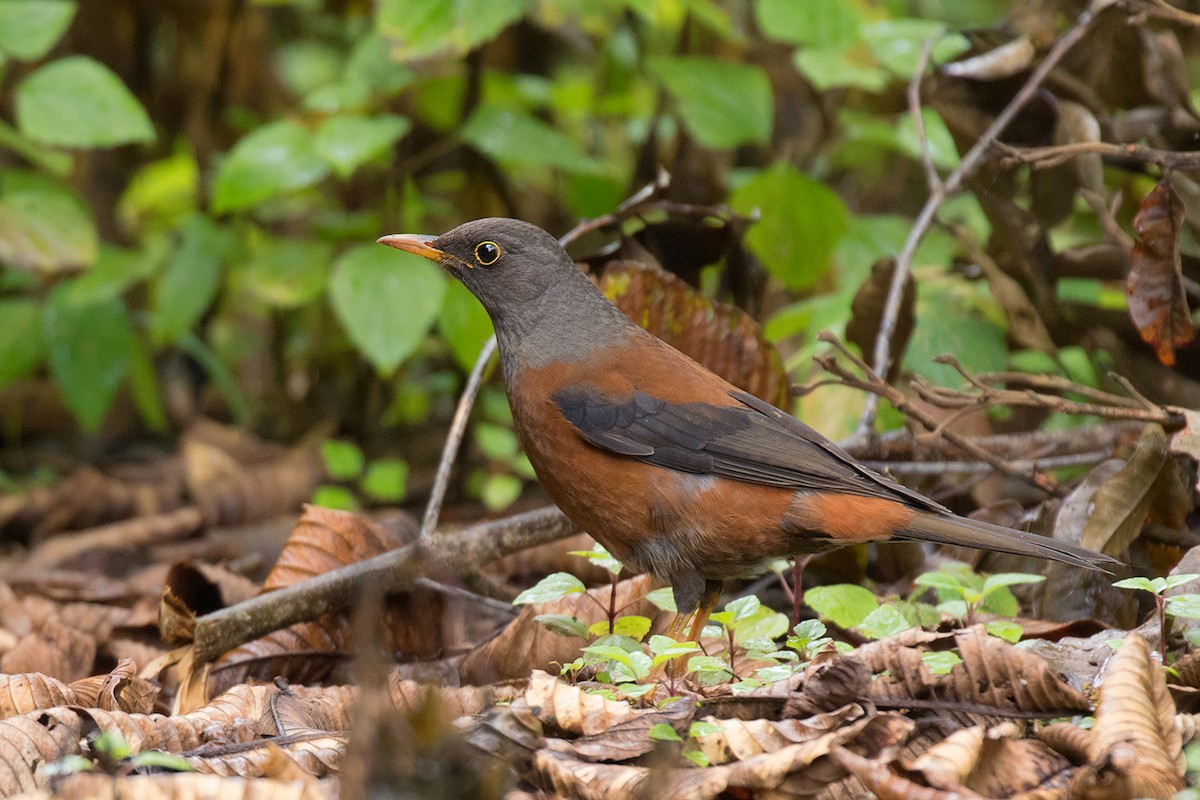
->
xmin=378 ymin=217 xmax=578 ymax=320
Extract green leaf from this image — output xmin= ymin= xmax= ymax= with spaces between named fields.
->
xmin=240 ymin=235 xmax=332 ymax=308
xmin=922 ymin=651 xmax=963 ymax=675
xmin=1167 ymin=595 xmax=1200 ymax=620
xmin=362 ymin=458 xmax=408 ymax=502
xmin=150 ymin=215 xmax=231 ymax=345
xmin=689 ymin=721 xmax=722 ymax=739
xmin=906 ymin=282 xmax=1007 ymax=387
xmin=438 ymin=279 xmax=494 ymax=371
xmin=321 ymin=439 xmax=365 ymax=480
xmin=791 ymin=619 xmax=827 ymax=641
xmin=683 ymin=750 xmax=710 ymax=767
xmin=1163 ymin=574 xmax=1200 ymax=592
xmin=0 ymin=0 xmax=77 ymax=60
xmin=982 ymin=573 xmax=1046 ymax=596
xmin=646 ymin=587 xmax=677 ymax=612
xmin=535 ymin=613 xmax=589 ymax=639
xmin=212 ymin=120 xmax=328 ymax=213
xmin=647 ymin=56 xmax=772 ymax=149
xmin=570 ymin=542 xmax=623 ymax=575
xmin=687 ymin=656 xmax=731 ymax=677
xmin=461 ymin=106 xmax=604 ymax=174
xmin=375 ymin=0 xmax=532 ymax=59
xmin=43 ymin=287 xmax=134 ymax=431
xmin=1113 ymin=576 xmax=1158 ymax=594
xmin=16 ymin=56 xmax=154 ymax=147
xmin=118 ymin=149 xmax=199 ymax=233
xmin=128 ymin=750 xmax=193 ymax=772
xmin=0 ymin=181 xmax=98 ymax=273
xmin=914 ymin=571 xmax=967 ymax=593
xmin=861 ymin=20 xmax=967 ymax=78
xmin=127 ymin=333 xmax=167 ymax=432
xmin=311 ymin=485 xmax=358 ymax=511
xmin=857 ymin=605 xmax=914 ymax=640
xmin=589 ymin=615 xmax=651 ymax=641
xmin=754 ymin=665 xmax=793 ymax=684
xmin=0 ymin=298 xmax=42 ymax=389
xmin=316 ymin=114 xmax=410 ymax=179
xmin=345 ymin=35 xmax=414 ymax=97
xmin=648 ymin=723 xmax=682 ymax=742
xmin=64 ymin=243 xmax=160 ymax=306
xmin=480 ymin=472 xmax=523 ymax=511
xmin=755 ymin=0 xmax=862 ymax=47
xmin=731 ymin=163 xmax=848 ymax=290
xmin=794 ymin=48 xmax=889 ymax=93
xmin=513 ymin=572 xmax=585 ymax=605
xmin=804 ymin=584 xmax=878 ymax=629
xmin=475 ymin=422 xmax=519 ymax=461
xmin=985 ymin=620 xmax=1024 ymax=644
xmin=330 ymin=244 xmax=446 ymax=374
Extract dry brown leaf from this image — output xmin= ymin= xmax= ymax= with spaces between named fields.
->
xmin=204 ymin=506 xmax=436 ymax=698
xmin=601 ymin=260 xmax=790 ymax=407
xmin=1078 ymin=426 xmax=1170 ymax=556
xmin=387 ymin=674 xmax=497 ymax=718
xmin=459 ymin=574 xmax=656 ymax=684
xmin=68 ymin=657 xmax=160 ymax=713
xmin=845 ymin=258 xmax=915 ymax=380
xmin=858 ymin=626 xmax=1090 ymax=715
xmin=0 ymin=708 xmax=82 ymax=796
xmin=0 ymin=673 xmax=77 ymax=720
xmin=831 ymin=745 xmax=989 ymax=800
xmin=11 ymin=772 xmax=335 ymax=799
xmin=0 ymin=618 xmax=96 ymax=683
xmin=1071 ymin=632 xmax=1183 ymax=799
xmin=1127 ymin=178 xmax=1195 ymax=367
xmin=1037 ymin=721 xmax=1092 ymax=763
xmin=941 ymin=36 xmax=1034 ymax=79
xmin=191 ymin=438 xmax=326 ymax=529
xmin=185 ymin=733 xmax=345 ymax=778
xmin=909 ymin=723 xmax=1070 ymax=796
xmin=523 ymin=670 xmax=638 ymax=737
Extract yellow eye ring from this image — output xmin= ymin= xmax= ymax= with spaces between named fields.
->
xmin=474 ymin=241 xmax=502 ymax=266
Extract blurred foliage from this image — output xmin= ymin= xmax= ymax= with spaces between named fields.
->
xmin=0 ymin=0 xmax=1197 ymax=509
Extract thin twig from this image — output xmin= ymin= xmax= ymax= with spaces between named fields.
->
xmin=862 ymin=451 xmax=1109 ymax=475
xmin=909 ymin=36 xmax=942 ymax=193
xmin=859 ymin=4 xmax=1108 ymax=437
xmin=1122 ymin=0 xmax=1200 ymax=27
xmin=997 ymin=139 xmax=1200 ymax=171
xmin=419 ymin=335 xmax=497 ymax=539
xmin=817 ymin=333 xmax=1065 ymax=495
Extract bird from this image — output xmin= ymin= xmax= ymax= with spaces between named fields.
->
xmin=378 ymin=218 xmax=1121 ymax=640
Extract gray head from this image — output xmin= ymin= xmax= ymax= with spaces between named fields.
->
xmin=378 ymin=218 xmax=586 ymax=324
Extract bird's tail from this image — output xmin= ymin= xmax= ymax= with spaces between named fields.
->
xmin=900 ymin=513 xmax=1123 ymax=573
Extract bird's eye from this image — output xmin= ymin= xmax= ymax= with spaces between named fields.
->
xmin=474 ymin=241 xmax=501 ymax=266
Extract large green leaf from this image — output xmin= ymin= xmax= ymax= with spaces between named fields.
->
xmin=64 ymin=243 xmax=162 ymax=306
xmin=731 ymin=162 xmax=848 ymax=290
xmin=0 ymin=0 xmax=77 ymax=60
xmin=461 ymin=106 xmax=604 ymax=174
xmin=16 ymin=56 xmax=155 ymax=148
xmin=906 ymin=281 xmax=1007 ymax=386
xmin=316 ymin=114 xmax=410 ymax=178
xmin=376 ymin=0 xmax=532 ymax=59
xmin=0 ymin=180 xmax=98 ymax=274
xmin=241 ymin=234 xmax=332 ymax=308
xmin=211 ymin=120 xmax=329 ymax=213
xmin=43 ymin=286 xmax=135 ymax=431
xmin=647 ymin=57 xmax=772 ymax=149
xmin=151 ymin=215 xmax=233 ymax=345
xmin=0 ymin=298 xmax=43 ymax=389
xmin=437 ymin=279 xmax=494 ymax=371
xmin=755 ymin=0 xmax=862 ymax=47
xmin=330 ymin=244 xmax=446 ymax=375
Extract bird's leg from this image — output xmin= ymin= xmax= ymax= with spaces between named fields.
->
xmin=685 ymin=580 xmax=723 ymax=642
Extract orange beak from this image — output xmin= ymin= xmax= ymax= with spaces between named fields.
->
xmin=376 ymin=233 xmax=444 ymax=261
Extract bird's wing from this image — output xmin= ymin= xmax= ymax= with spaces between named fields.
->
xmin=551 ymin=386 xmax=948 ymax=513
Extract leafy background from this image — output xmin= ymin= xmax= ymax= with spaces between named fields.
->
xmin=0 ymin=0 xmax=1195 ymax=513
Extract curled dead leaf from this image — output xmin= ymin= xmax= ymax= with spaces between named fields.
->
xmin=941 ymin=37 xmax=1035 ymax=80
xmin=1127 ymin=178 xmax=1195 ymax=366
xmin=845 ymin=258 xmax=915 ymax=380
xmin=1071 ymin=633 xmax=1183 ymax=799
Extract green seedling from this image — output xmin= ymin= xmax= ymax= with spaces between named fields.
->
xmin=1113 ymin=574 xmax=1200 ymax=658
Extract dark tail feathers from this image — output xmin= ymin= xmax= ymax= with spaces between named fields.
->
xmin=902 ymin=513 xmax=1122 ymax=573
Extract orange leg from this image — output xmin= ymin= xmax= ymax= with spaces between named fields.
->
xmin=653 ymin=581 xmax=723 ymax=680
